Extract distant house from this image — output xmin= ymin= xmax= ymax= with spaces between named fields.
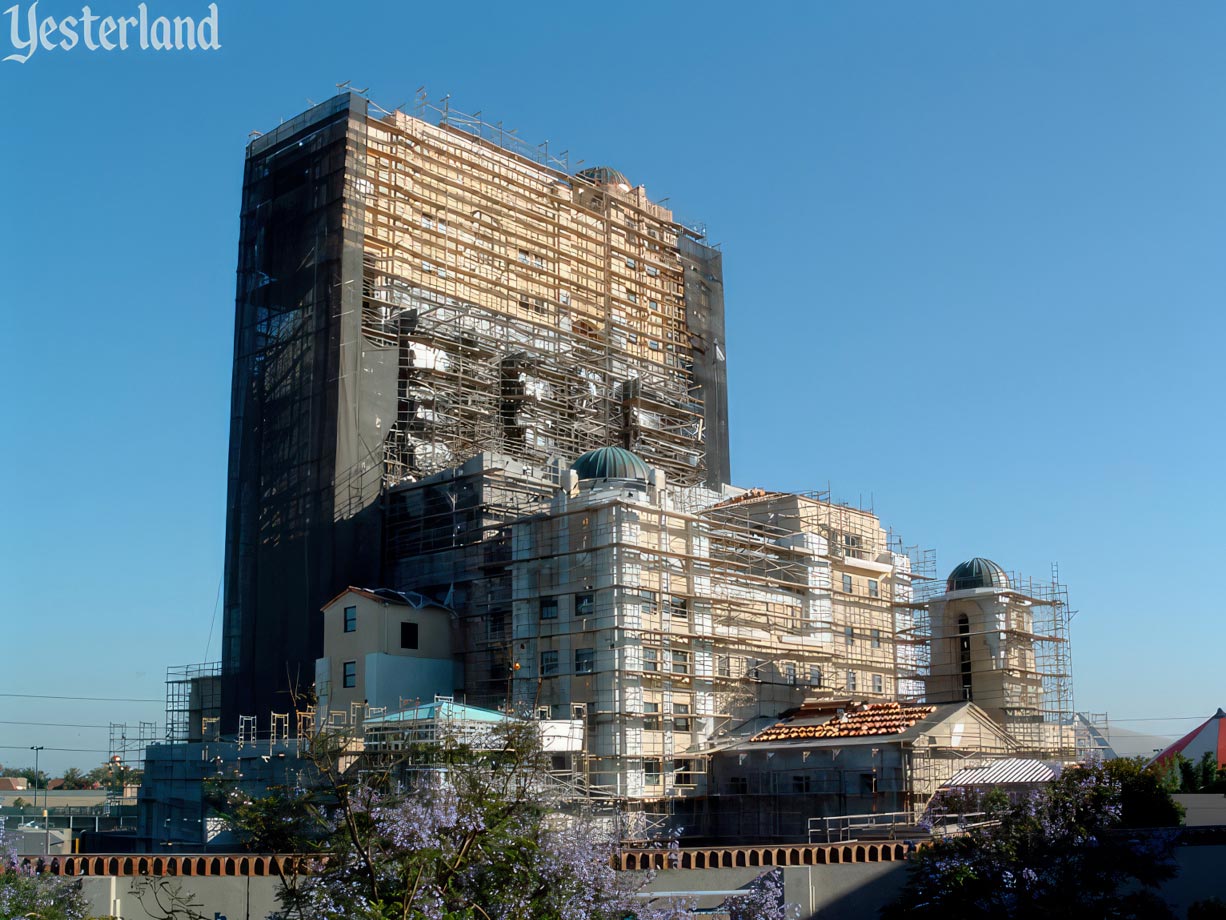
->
xmin=316 ymin=587 xmax=463 ymax=726
xmin=0 ymin=777 xmax=28 ymax=791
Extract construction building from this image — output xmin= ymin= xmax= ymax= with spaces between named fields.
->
xmin=909 ymin=558 xmax=1074 ymax=758
xmin=221 ymin=91 xmax=728 ymax=727
xmin=137 ymin=89 xmax=1079 ymax=849
xmin=329 ymin=446 xmax=920 ymax=811
xmin=702 ymin=699 xmax=1018 ymax=842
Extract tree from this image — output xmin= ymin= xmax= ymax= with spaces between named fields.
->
xmin=1102 ymin=757 xmax=1186 ymax=827
xmin=0 ymin=826 xmax=88 ymax=920
xmin=84 ymin=762 xmax=142 ymax=794
xmin=1 ymin=766 xmax=46 ymax=788
xmin=1156 ymin=752 xmax=1226 ymax=795
xmin=883 ymin=762 xmax=1182 ymax=920
xmin=58 ymin=768 xmax=90 ymax=791
xmin=215 ymin=716 xmax=793 ymax=920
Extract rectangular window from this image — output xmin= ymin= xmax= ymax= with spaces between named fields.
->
xmin=400 ymin=622 xmax=419 ymax=650
xmin=847 ymin=671 xmax=857 ymax=693
xmin=342 ymin=660 xmax=356 ymax=689
xmin=793 ymin=774 xmax=813 ymax=794
xmin=669 ymin=596 xmax=688 ymax=620
xmin=673 ymin=759 xmax=696 ymax=785
xmin=873 ymin=673 xmax=884 ymax=694
xmin=639 ymin=589 xmax=657 ymax=621
xmin=644 ymin=702 xmax=660 ymax=730
xmin=809 ymin=665 xmax=823 ymax=687
xmin=868 ymin=579 xmax=880 ymax=598
xmin=644 ymin=758 xmax=662 ymax=784
xmin=717 ymin=655 xmax=731 ymax=677
xmin=343 ymin=606 xmax=357 ymax=633
xmin=540 ymin=650 xmax=559 ymax=676
xmin=642 ymin=647 xmax=659 ymax=672
xmin=575 ymin=648 xmax=595 ymax=674
xmin=575 ymin=593 xmax=595 ymax=618
xmin=670 ymin=650 xmax=690 ymax=675
xmin=784 ymin=663 xmax=797 ymax=685
xmin=729 ymin=776 xmax=748 ymax=795
xmin=674 ymin=703 xmax=691 ymax=732
xmin=540 ymin=597 xmax=558 ymax=620
xmin=845 ymin=626 xmax=855 ymax=646
xmin=842 ymin=574 xmax=853 ymax=593
xmin=871 ymin=628 xmax=882 ymax=649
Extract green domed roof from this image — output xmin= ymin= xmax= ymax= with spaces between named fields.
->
xmin=576 ymin=165 xmax=632 ymax=189
xmin=570 ymin=446 xmax=650 ymax=482
xmin=947 ymin=557 xmax=1010 ymax=592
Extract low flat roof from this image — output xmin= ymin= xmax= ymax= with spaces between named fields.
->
xmin=364 ymin=700 xmax=510 ymax=726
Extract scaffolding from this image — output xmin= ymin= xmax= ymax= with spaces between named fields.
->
xmin=1076 ymin=712 xmax=1113 ymax=763
xmin=898 ymin=566 xmax=1075 ymax=760
xmin=349 ymin=98 xmax=728 ymax=497
xmin=165 ymin=662 xmax=221 ymax=744
xmin=380 ymin=456 xmax=931 ymax=818
xmin=107 ymin=720 xmax=158 ymax=806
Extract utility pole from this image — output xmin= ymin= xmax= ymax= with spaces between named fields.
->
xmin=29 ymin=746 xmax=44 ymax=809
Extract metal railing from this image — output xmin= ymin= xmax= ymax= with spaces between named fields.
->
xmin=808 ymin=810 xmax=997 ymax=843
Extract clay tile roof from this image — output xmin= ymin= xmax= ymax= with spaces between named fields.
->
xmin=706 ymin=488 xmax=784 ymax=510
xmin=749 ymin=702 xmax=937 ymax=744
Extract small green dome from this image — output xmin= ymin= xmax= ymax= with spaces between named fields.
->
xmin=947 ymin=558 xmax=1010 ymax=592
xmin=576 ymin=165 xmax=632 ymax=189
xmin=570 ymin=446 xmax=650 ymax=482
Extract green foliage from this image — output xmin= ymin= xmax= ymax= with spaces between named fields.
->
xmin=982 ymin=787 xmax=1010 ymax=817
xmin=1157 ymin=752 xmax=1226 ymax=794
xmin=1101 ymin=757 xmax=1186 ymax=827
xmin=1 ymin=766 xmax=46 ymax=788
xmin=58 ymin=768 xmax=91 ymax=790
xmin=883 ymin=763 xmax=1182 ymax=920
xmin=0 ymin=826 xmax=88 ymax=920
xmin=212 ymin=719 xmax=792 ymax=920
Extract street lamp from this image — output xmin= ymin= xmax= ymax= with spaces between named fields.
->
xmin=29 ymin=746 xmax=44 ymax=809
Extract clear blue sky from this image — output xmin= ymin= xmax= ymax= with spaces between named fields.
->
xmin=2 ymin=1 xmax=1223 ymax=774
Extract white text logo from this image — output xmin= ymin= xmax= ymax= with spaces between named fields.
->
xmin=4 ymin=2 xmax=220 ymax=63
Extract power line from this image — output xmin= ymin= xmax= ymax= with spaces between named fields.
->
xmin=0 ymin=745 xmax=109 ymax=754
xmin=0 ymin=693 xmax=160 ymax=703
xmin=1106 ymin=716 xmax=1207 ymax=723
xmin=0 ymin=720 xmax=110 ymax=729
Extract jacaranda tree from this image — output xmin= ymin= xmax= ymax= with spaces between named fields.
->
xmin=0 ymin=826 xmax=88 ymax=920
xmin=215 ymin=715 xmax=794 ymax=920
xmin=883 ymin=761 xmax=1183 ymax=920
